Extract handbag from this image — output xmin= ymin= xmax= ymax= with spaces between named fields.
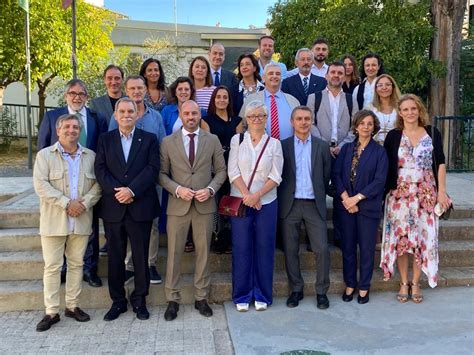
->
xmin=218 ymin=135 xmax=271 ymax=217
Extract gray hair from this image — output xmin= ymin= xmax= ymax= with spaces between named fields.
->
xmin=65 ymin=79 xmax=88 ymax=97
xmin=263 ymin=63 xmax=281 ymax=77
xmin=291 ymin=105 xmax=314 ymax=122
xmin=115 ymin=97 xmax=137 ymax=112
xmin=295 ymin=48 xmax=314 ymax=61
xmin=55 ymin=113 xmax=83 ymax=130
xmin=124 ymin=75 xmax=146 ymax=88
xmin=244 ymin=100 xmax=268 ymax=118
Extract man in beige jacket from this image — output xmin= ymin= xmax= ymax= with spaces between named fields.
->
xmin=33 ymin=113 xmax=101 ymax=332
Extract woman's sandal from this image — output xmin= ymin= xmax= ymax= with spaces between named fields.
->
xmin=411 ymin=282 xmax=424 ymax=303
xmin=397 ymin=282 xmax=411 ymax=303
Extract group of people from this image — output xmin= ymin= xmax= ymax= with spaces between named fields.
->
xmin=32 ymin=35 xmax=451 ymax=332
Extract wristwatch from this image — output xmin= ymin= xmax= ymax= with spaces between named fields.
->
xmin=356 ymin=194 xmax=362 ymax=201
xmin=208 ymin=187 xmax=215 ymax=196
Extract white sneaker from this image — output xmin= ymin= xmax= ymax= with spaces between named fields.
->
xmin=236 ymin=303 xmax=249 ymax=312
xmin=254 ymin=301 xmax=267 ymax=311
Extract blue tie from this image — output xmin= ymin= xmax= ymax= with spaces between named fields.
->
xmin=303 ymin=77 xmax=309 ymax=95
xmin=214 ymin=71 xmax=220 ymax=86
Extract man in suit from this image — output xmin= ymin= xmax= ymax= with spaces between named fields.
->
xmin=307 ymin=61 xmax=357 ymax=248
xmin=278 ymin=106 xmax=332 ymax=310
xmin=281 ymin=48 xmax=327 ymax=105
xmin=159 ymin=100 xmax=226 ymax=321
xmin=240 ymin=63 xmax=299 ymax=141
xmin=208 ymin=42 xmax=238 ymax=88
xmin=37 ymin=78 xmax=107 ymax=288
xmin=288 ymin=38 xmax=330 ymax=78
xmin=307 ymin=62 xmax=356 ymax=158
xmin=89 ymin=65 xmax=125 ymax=126
xmin=33 ymin=114 xmax=101 ymax=331
xmin=109 ymin=75 xmax=166 ymax=285
xmin=95 ymin=97 xmax=160 ymax=321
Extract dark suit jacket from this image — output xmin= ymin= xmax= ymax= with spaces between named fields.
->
xmin=37 ymin=107 xmax=108 ymax=152
xmin=278 ymin=135 xmax=331 ymax=220
xmin=94 ymin=128 xmax=160 ymax=223
xmin=332 ymin=139 xmax=388 ymax=219
xmin=89 ymin=94 xmax=124 ymax=125
xmin=218 ymin=68 xmax=239 ymax=88
xmin=281 ymin=73 xmax=327 ymax=105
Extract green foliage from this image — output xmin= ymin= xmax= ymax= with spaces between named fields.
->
xmin=0 ymin=0 xmax=115 ymax=95
xmin=0 ymin=107 xmax=18 ymax=150
xmin=267 ymin=0 xmax=437 ymax=96
xmin=460 ymin=22 xmax=474 ymax=116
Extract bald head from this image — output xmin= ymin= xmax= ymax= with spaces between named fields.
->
xmin=180 ymin=100 xmax=201 ymax=132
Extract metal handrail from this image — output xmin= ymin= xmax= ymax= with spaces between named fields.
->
xmin=433 ymin=115 xmax=474 ymax=172
xmin=1 ymin=103 xmax=57 ymax=138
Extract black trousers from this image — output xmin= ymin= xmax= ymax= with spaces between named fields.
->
xmin=104 ymin=212 xmax=152 ymax=309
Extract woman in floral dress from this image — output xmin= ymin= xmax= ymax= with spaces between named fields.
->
xmin=382 ymin=94 xmax=451 ymax=303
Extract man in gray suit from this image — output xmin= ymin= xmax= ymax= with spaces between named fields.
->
xmin=208 ymin=42 xmax=238 ymax=88
xmin=159 ymin=100 xmax=227 ymax=321
xmin=278 ymin=106 xmax=332 ymax=310
xmin=307 ymin=61 xmax=356 ymax=158
xmin=89 ymin=65 xmax=125 ymax=125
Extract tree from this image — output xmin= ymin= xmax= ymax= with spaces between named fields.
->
xmin=267 ymin=0 xmax=439 ymax=96
xmin=0 ymin=1 xmax=27 ymax=107
xmin=460 ymin=22 xmax=474 ymax=116
xmin=0 ymin=0 xmax=115 ymax=122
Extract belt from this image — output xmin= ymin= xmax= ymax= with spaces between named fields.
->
xmin=294 ymin=198 xmax=315 ymax=201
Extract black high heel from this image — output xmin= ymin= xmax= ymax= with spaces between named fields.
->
xmin=357 ymin=289 xmax=370 ymax=304
xmin=342 ymin=288 xmax=355 ymax=302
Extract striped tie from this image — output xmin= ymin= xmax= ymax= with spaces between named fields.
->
xmin=270 ymin=94 xmax=280 ymax=140
xmin=303 ymin=77 xmax=309 ymax=95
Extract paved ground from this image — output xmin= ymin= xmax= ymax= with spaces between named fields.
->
xmin=225 ymin=287 xmax=474 ymax=355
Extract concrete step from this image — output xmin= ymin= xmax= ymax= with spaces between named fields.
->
xmin=1 ymin=240 xmax=473 ymax=281
xmin=0 ymin=267 xmax=471 ymax=312
xmin=1 ymin=217 xmax=473 ymax=252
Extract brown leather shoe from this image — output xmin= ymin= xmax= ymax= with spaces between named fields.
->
xmin=194 ymin=300 xmax=213 ymax=317
xmin=36 ymin=314 xmax=60 ymax=332
xmin=65 ymin=307 xmax=90 ymax=322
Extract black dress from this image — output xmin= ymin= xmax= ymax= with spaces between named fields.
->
xmin=203 ymin=114 xmax=242 ymax=165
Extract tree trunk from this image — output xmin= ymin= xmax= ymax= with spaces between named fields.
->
xmin=36 ymin=74 xmax=55 ymax=128
xmin=0 ymin=85 xmax=5 ymax=109
xmin=429 ymin=0 xmax=467 ymax=170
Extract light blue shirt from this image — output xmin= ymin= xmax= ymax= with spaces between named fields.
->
xmin=294 ymin=135 xmax=314 ymax=199
xmin=119 ymin=127 xmax=134 ymax=163
xmin=109 ymin=106 xmax=165 ymax=144
xmin=58 ymin=142 xmax=82 ymax=233
xmin=264 ymin=89 xmax=293 ymax=140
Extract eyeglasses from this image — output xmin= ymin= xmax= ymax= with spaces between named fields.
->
xmin=247 ymin=114 xmax=267 ymax=121
xmin=67 ymin=91 xmax=87 ymax=99
xmin=376 ymin=83 xmax=393 ymax=88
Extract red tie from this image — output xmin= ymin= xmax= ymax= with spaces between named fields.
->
xmin=270 ymin=94 xmax=280 ymax=140
xmin=188 ymin=133 xmax=196 ymax=166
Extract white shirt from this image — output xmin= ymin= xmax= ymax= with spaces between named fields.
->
xmin=228 ymin=132 xmax=283 ymax=205
xmin=298 ymin=73 xmax=311 ymax=88
xmin=68 ymin=106 xmax=88 ymax=132
xmin=353 ymin=79 xmax=376 ymax=109
xmin=327 ymin=88 xmax=343 ymax=142
xmin=181 ymin=127 xmax=200 ymax=160
xmin=58 ymin=142 xmax=82 ymax=233
xmin=370 ymin=106 xmax=397 ymax=143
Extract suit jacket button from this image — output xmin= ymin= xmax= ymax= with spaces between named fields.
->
xmin=124 ymin=175 xmax=128 ymax=178
xmin=191 ymin=172 xmax=194 ymax=175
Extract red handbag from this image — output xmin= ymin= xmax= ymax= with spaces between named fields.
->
xmin=218 ymin=136 xmax=270 ymax=217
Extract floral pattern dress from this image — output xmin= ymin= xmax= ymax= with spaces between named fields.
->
xmin=380 ymin=133 xmax=439 ymax=288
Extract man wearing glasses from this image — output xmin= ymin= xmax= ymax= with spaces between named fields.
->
xmin=37 ymin=78 xmax=108 ymax=288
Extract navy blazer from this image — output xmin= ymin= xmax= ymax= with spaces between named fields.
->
xmin=281 ymin=73 xmax=327 ymax=105
xmin=332 ymin=139 xmax=388 ymax=218
xmin=37 ymin=107 xmax=108 ymax=152
xmin=94 ymin=128 xmax=160 ymax=223
xmin=219 ymin=69 xmax=239 ymax=88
